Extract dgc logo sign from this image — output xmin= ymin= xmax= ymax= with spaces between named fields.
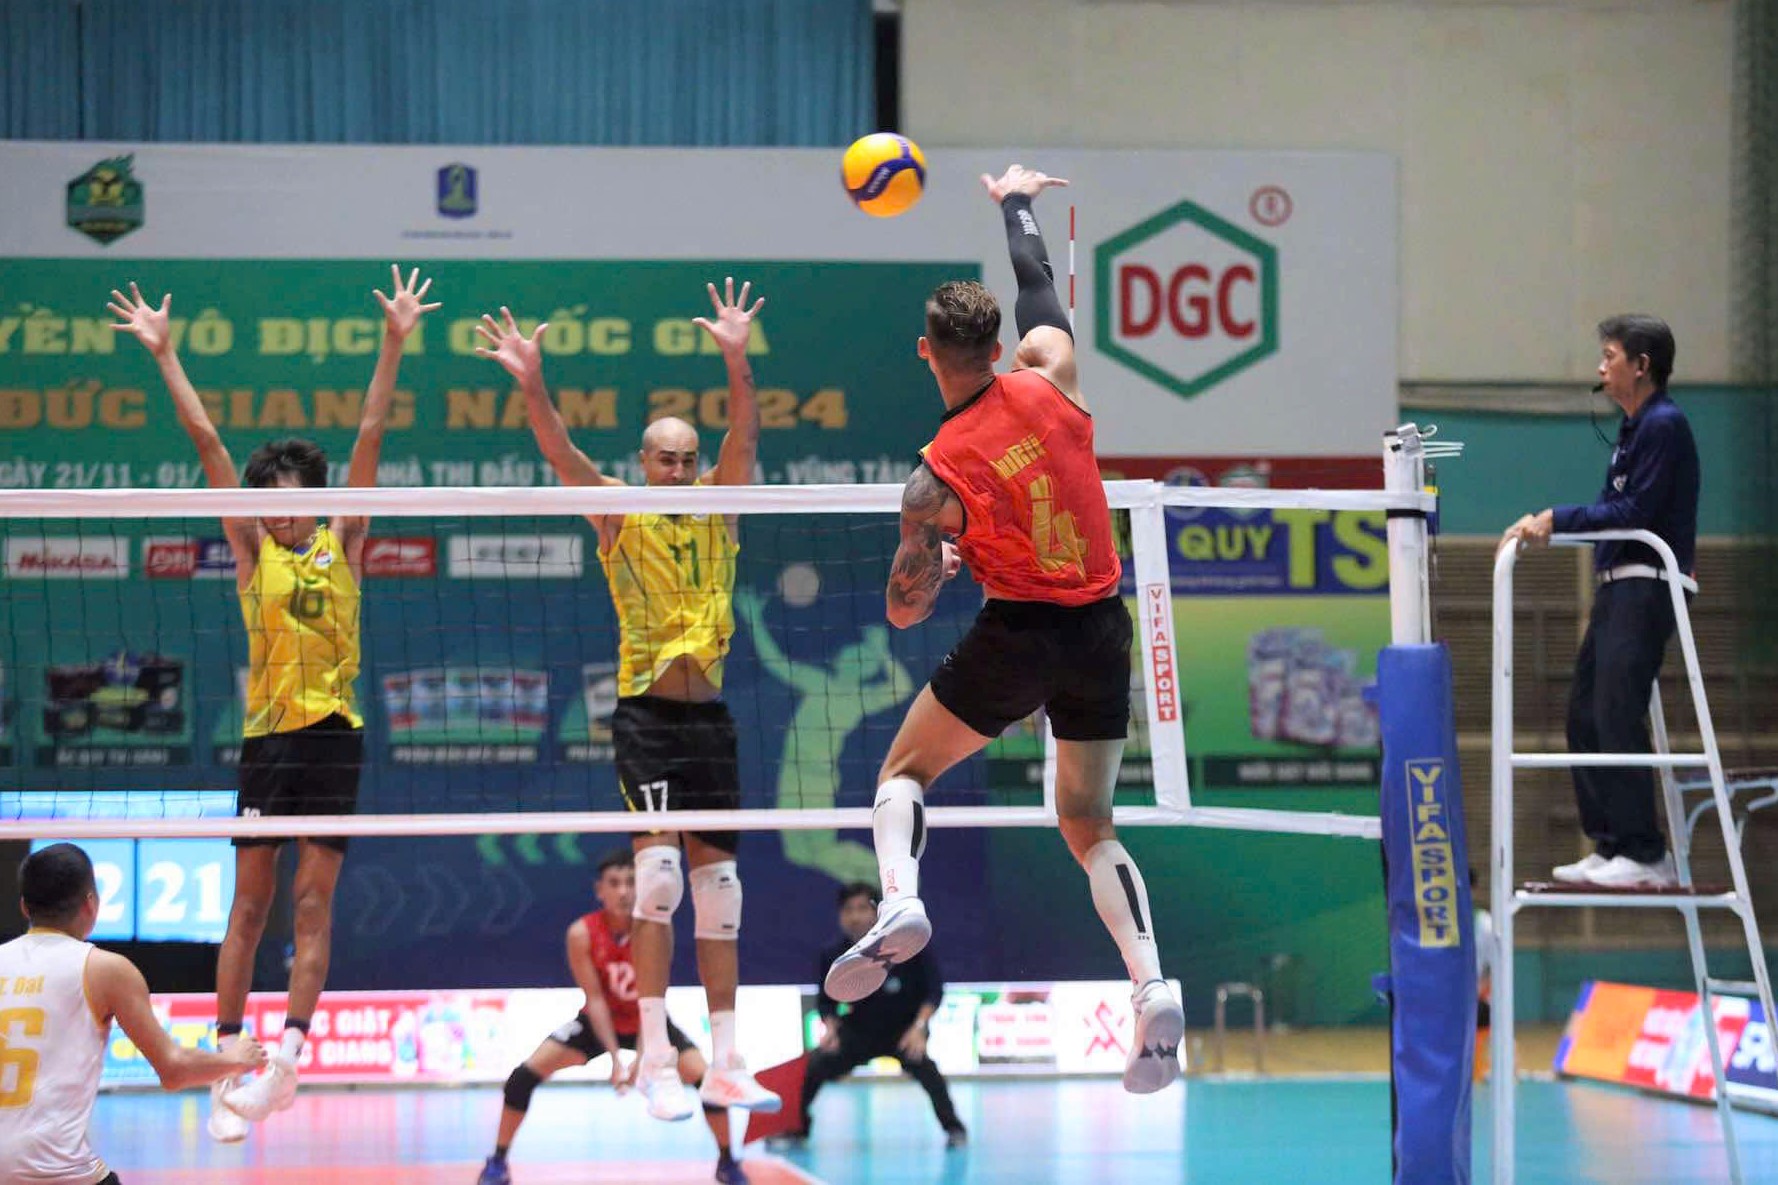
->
xmin=1095 ymin=199 xmax=1278 ymax=399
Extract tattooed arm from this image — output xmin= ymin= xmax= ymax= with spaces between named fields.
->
xmin=887 ymin=466 xmax=964 ymax=629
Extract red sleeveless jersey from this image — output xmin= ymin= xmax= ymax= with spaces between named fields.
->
xmin=922 ymin=369 xmax=1121 ymax=605
xmin=582 ymin=910 xmax=641 ymax=1036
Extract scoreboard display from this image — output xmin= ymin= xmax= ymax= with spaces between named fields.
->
xmin=10 ymin=791 xmax=236 ymax=944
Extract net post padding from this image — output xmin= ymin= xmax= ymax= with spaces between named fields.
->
xmin=1128 ymin=492 xmax=1189 ymax=813
xmin=0 ymin=480 xmax=1428 ymax=843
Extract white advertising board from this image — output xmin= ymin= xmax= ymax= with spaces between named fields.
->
xmin=0 ymin=141 xmax=1396 ymax=455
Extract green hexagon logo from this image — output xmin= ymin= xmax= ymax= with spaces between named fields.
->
xmin=1095 ymin=199 xmax=1278 ymax=399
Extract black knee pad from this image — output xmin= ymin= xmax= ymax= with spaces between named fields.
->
xmin=504 ymin=1064 xmax=543 ymax=1113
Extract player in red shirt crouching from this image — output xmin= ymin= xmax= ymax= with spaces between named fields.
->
xmin=478 ymin=848 xmax=746 ymax=1184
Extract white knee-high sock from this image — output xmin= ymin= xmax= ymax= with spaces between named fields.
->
xmin=710 ymin=1010 xmax=737 ymax=1066
xmin=1084 ymin=840 xmax=1163 ymax=985
xmin=873 ymin=777 xmax=926 ymax=903
xmin=640 ymin=998 xmax=671 ymax=1063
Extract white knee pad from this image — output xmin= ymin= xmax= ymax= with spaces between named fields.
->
xmin=690 ymin=860 xmax=742 ymax=941
xmin=632 ymin=845 xmax=684 ymax=924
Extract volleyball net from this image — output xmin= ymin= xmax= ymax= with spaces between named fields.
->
xmin=0 ymin=444 xmax=1440 ymax=846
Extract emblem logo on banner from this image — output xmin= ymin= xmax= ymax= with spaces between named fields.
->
xmin=1095 ymin=199 xmax=1278 ymax=399
xmin=66 ymin=155 xmax=145 ymax=245
xmin=364 ymin=537 xmax=437 ymax=578
xmin=436 ymin=163 xmax=478 ymax=219
xmin=1083 ymin=998 xmax=1128 ymax=1058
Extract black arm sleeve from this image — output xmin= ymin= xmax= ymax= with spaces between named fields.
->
xmin=1001 ymin=194 xmax=1073 ymax=341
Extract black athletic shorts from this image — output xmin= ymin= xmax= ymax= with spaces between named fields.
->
xmin=237 ymin=713 xmax=363 ymax=852
xmin=548 ymin=1009 xmax=694 ymax=1060
xmin=929 ymin=595 xmax=1133 ymax=742
xmin=612 ymin=696 xmax=740 ymax=854
xmin=97 ymin=1174 xmax=121 ymax=1185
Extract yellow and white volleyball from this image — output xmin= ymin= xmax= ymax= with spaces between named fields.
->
xmin=777 ymin=562 xmax=822 ymax=608
xmin=841 ymin=132 xmax=927 ymax=218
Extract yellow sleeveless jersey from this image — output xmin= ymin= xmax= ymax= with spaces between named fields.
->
xmin=241 ymin=526 xmax=363 ymax=737
xmin=599 ymin=509 xmax=738 ymax=697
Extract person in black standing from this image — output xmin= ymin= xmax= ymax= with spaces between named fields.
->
xmin=789 ymin=883 xmax=967 ymax=1148
xmin=1502 ymin=314 xmax=1699 ymax=890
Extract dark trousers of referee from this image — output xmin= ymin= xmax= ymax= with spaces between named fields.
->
xmin=801 ymin=1031 xmax=964 ymax=1136
xmin=1565 ymin=579 xmax=1683 ymax=863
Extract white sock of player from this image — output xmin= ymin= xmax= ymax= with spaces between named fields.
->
xmin=1084 ymin=840 xmax=1163 ymax=985
xmin=640 ymin=998 xmax=671 ymax=1064
xmin=873 ymin=777 xmax=926 ymax=903
xmin=278 ymin=1026 xmax=305 ymax=1064
xmin=710 ymin=1010 xmax=737 ymax=1068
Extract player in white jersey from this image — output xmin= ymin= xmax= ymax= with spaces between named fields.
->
xmin=1 ymin=844 xmax=265 ymax=1184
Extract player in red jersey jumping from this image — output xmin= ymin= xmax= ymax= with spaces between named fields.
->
xmin=823 ymin=164 xmax=1185 ymax=1094
xmin=478 ymin=849 xmax=747 ymax=1185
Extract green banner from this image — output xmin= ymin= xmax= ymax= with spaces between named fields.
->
xmin=0 ymin=259 xmax=965 ymax=488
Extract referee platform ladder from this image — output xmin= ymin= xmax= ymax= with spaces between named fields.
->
xmin=1490 ymin=528 xmax=1778 ymax=1185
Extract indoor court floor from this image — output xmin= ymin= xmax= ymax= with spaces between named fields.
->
xmin=91 ymin=1073 xmax=1778 ymax=1184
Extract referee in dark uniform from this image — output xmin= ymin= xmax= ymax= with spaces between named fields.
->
xmin=1502 ymin=314 xmax=1699 ymax=890
xmin=790 ymin=883 xmax=967 ymax=1148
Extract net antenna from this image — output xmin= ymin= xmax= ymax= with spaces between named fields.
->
xmin=1067 ymin=204 xmax=1077 ymax=328
xmin=1384 ymin=422 xmax=1463 ymax=646
xmin=0 ymin=459 xmax=1437 ymax=845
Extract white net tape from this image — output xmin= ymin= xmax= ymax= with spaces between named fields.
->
xmin=0 ymin=480 xmax=1428 ymax=842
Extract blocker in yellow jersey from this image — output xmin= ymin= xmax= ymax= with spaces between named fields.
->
xmin=108 ymin=264 xmax=441 ymax=1145
xmin=241 ymin=525 xmax=363 ymax=738
xmin=600 ymin=507 xmax=740 ymax=699
xmin=480 ymin=277 xmax=780 ymax=1131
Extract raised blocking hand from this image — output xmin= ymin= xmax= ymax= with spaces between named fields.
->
xmin=375 ymin=265 xmax=442 ymax=340
xmin=692 ymin=276 xmax=765 ymax=357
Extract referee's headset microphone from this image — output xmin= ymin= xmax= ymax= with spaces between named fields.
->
xmin=1589 ymin=381 xmax=1614 ymax=448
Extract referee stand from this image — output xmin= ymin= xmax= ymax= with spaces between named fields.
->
xmin=1491 ymin=528 xmax=1778 ymax=1185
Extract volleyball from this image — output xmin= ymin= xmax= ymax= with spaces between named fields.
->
xmin=841 ymin=132 xmax=927 ymax=217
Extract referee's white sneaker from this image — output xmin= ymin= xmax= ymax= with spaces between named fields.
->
xmin=639 ymin=1054 xmax=696 ymax=1122
xmin=823 ymin=896 xmax=932 ymax=1004
xmin=699 ymin=1055 xmax=782 ymax=1112
xmin=1587 ymin=854 xmax=1679 ymax=890
xmin=1552 ymin=853 xmax=1609 ymax=885
xmin=223 ymin=1054 xmax=298 ymax=1122
xmin=1124 ymin=979 xmax=1185 ymax=1095
xmin=207 ymin=1077 xmax=249 ymax=1143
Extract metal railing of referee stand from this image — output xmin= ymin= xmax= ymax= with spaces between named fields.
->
xmin=1491 ymin=528 xmax=1777 ymax=1185
xmin=1210 ymin=982 xmax=1266 ymax=1074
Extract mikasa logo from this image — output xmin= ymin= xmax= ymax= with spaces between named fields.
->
xmin=4 ymin=537 xmax=129 ymax=579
